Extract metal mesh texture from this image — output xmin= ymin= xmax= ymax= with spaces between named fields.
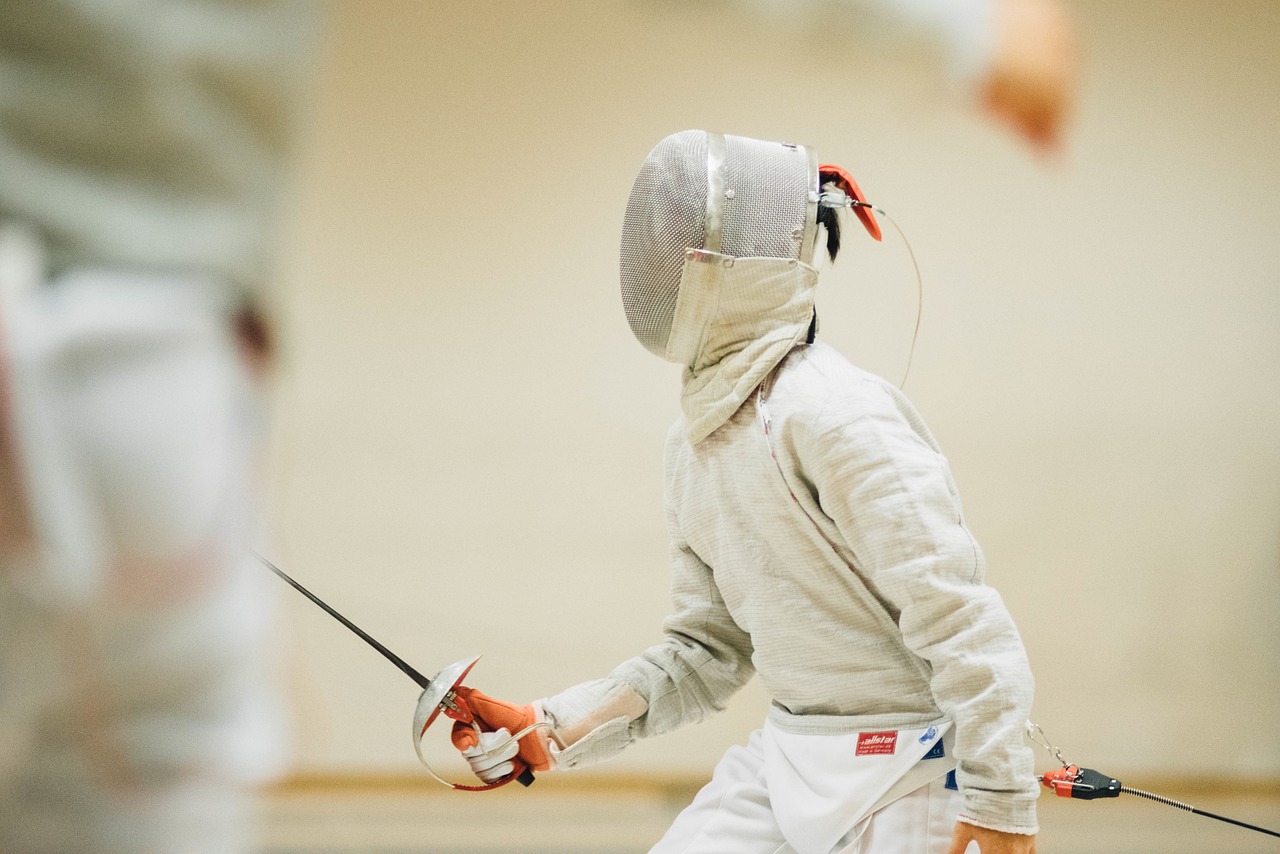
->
xmin=619 ymin=130 xmax=813 ymax=358
xmin=620 ymin=130 xmax=708 ymax=357
xmin=719 ymin=135 xmax=810 ymax=261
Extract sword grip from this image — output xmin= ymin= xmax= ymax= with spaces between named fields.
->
xmin=444 ymin=692 xmax=538 ymax=792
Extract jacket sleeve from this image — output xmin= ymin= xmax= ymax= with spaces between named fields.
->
xmin=611 ymin=497 xmax=758 ymax=738
xmin=796 ymin=378 xmax=1039 ymax=833
xmin=537 ymin=475 xmax=756 ymax=770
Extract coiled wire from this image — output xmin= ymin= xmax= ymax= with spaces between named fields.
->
xmin=1119 ymin=786 xmax=1194 ymax=811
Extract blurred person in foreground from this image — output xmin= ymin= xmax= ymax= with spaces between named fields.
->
xmin=0 ymin=0 xmax=1071 ymax=852
xmin=0 ymin=2 xmax=320 ymax=852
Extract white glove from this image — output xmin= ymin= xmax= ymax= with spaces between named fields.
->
xmin=459 ymin=727 xmax=520 ymax=784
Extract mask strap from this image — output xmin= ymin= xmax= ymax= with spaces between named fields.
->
xmin=818 ymin=163 xmax=882 ymax=242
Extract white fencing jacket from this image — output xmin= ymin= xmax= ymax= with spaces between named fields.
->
xmin=542 ymin=252 xmax=1038 ymax=833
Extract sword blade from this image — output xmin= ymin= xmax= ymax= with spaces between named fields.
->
xmin=255 ymin=552 xmax=433 ymax=690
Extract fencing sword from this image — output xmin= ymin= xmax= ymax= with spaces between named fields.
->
xmin=1029 ymin=722 xmax=1280 ymax=840
xmin=255 ymin=552 xmax=535 ymax=791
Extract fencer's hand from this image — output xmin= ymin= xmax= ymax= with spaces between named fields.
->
xmin=458 ymin=727 xmax=521 ymax=784
xmin=946 ymin=821 xmax=1036 ymax=854
xmin=449 ymin=686 xmax=553 ymax=772
xmin=980 ymin=0 xmax=1077 ymax=153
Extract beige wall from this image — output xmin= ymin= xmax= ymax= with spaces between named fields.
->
xmin=266 ymin=1 xmax=1280 ymax=784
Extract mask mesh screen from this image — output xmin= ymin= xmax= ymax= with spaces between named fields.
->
xmin=720 ymin=135 xmax=809 ymax=261
xmin=619 ymin=130 xmax=707 ymax=357
xmin=619 ymin=131 xmax=812 ymax=358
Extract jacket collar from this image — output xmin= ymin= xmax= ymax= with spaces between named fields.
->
xmin=666 ymin=250 xmax=817 ymax=443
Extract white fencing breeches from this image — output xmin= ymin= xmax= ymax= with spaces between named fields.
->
xmin=0 ymin=262 xmax=284 ymax=854
xmin=650 ymin=728 xmax=970 ymax=854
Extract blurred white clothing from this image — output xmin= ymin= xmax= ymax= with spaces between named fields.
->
xmin=0 ymin=0 xmax=321 ymax=302
xmin=0 ymin=263 xmax=283 ymax=854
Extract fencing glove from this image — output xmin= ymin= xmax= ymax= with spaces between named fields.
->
xmin=457 ymin=728 xmax=521 ymax=784
xmin=449 ymin=687 xmax=554 ymax=773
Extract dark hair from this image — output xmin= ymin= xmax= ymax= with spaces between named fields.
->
xmin=815 ymin=202 xmax=842 ymax=262
xmin=808 ymin=174 xmax=845 ymax=344
xmin=816 ymin=169 xmax=845 ymax=262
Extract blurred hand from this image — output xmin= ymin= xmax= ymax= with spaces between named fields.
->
xmin=980 ymin=0 xmax=1078 ymax=153
xmin=946 ymin=821 xmax=1037 ymax=854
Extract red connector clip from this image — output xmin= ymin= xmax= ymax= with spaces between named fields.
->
xmin=1042 ymin=765 xmax=1123 ymax=800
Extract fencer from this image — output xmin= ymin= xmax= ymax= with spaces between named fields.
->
xmin=451 ymin=131 xmax=1040 ymax=854
xmin=0 ymin=2 xmax=318 ymax=851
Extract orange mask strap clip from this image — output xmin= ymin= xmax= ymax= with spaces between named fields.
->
xmin=819 ymin=163 xmax=882 ymax=242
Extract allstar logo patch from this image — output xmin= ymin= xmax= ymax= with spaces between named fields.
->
xmin=856 ymin=731 xmax=898 ymax=756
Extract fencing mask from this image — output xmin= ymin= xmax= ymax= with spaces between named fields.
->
xmin=618 ymin=130 xmax=880 ymax=362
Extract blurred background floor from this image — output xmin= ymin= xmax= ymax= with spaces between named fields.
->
xmin=259 ymin=777 xmax=1280 ymax=853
